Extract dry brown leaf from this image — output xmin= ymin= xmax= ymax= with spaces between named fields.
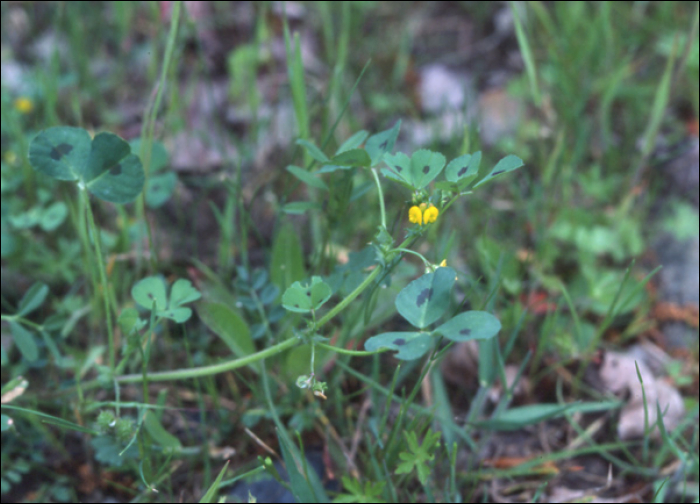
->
xmin=599 ymin=351 xmax=686 ymax=440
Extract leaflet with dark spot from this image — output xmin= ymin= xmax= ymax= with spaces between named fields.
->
xmin=416 ymin=288 xmax=432 ymax=307
xmin=50 ymin=143 xmax=73 ymax=160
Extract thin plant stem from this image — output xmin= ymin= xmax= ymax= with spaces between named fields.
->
xmin=114 ymin=337 xmax=300 ymax=384
xmin=83 ymin=190 xmax=116 ymax=372
xmin=137 ymin=0 xmax=183 ymax=272
xmin=315 ymin=265 xmax=382 ymax=330
xmin=392 ymin=247 xmax=429 ymax=266
xmin=315 ymin=342 xmax=385 ymax=357
xmin=371 ymin=168 xmax=387 ymax=229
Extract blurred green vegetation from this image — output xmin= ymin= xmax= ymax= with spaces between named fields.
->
xmin=1 ymin=1 xmax=698 ymax=502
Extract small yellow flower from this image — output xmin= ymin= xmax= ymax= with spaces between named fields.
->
xmin=14 ymin=97 xmax=34 ymax=114
xmin=409 ymin=205 xmax=423 ymax=225
xmin=408 ymin=203 xmax=439 ymax=226
xmin=439 ymin=259 xmax=447 ymax=267
xmin=423 ymin=205 xmax=439 ymax=224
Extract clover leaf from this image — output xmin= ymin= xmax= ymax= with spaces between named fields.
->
xmin=363 ymin=267 xmax=501 ymax=361
xmin=29 ymin=126 xmax=145 ymax=204
xmin=131 ymin=276 xmax=201 ymax=323
xmin=363 ymin=331 xmax=432 ymax=360
xmin=444 ymin=151 xmax=482 ymax=188
xmin=282 ymin=276 xmax=332 ymax=313
xmin=433 ymin=311 xmax=501 ymax=342
xmin=383 ymin=149 xmax=446 ymax=191
xmin=473 ymin=154 xmax=523 ymax=188
xmin=365 ymin=120 xmax=401 ymax=167
xmin=395 ymin=267 xmax=456 ymax=329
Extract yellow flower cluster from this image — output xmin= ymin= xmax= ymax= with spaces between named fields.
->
xmin=14 ymin=97 xmax=34 ymax=114
xmin=408 ymin=203 xmax=439 ymax=226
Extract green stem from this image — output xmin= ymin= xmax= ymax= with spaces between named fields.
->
xmin=106 ymin=208 xmax=418 ymax=385
xmin=371 ymin=168 xmax=387 ymax=229
xmin=115 ymin=337 xmax=299 ymax=384
xmin=310 ymin=341 xmax=316 ymax=374
xmin=83 ymin=190 xmax=116 ymax=372
xmin=137 ymin=0 xmax=182 ymax=272
xmin=315 ymin=265 xmax=382 ymax=330
xmin=315 ymin=342 xmax=385 ymax=357
xmin=0 ymin=315 xmax=42 ymax=330
xmin=439 ymin=194 xmax=462 ymax=215
xmin=76 ymin=190 xmax=101 ymax=327
xmin=392 ymin=247 xmax=429 ymax=266
xmin=141 ymin=307 xmax=158 ymax=404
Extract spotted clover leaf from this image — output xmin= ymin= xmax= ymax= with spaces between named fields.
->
xmin=364 ymin=267 xmax=501 ymax=360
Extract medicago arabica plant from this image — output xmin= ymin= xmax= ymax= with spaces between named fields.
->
xmin=280 ymin=120 xmax=524 ymax=394
xmin=22 ymin=121 xmax=523 ymax=396
xmin=16 ymin=119 xmax=523 ymax=498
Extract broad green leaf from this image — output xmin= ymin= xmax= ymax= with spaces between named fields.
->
xmin=282 ymin=276 xmax=332 ymax=313
xmin=282 ymin=201 xmax=323 ymax=214
xmin=466 ymin=151 xmax=482 ymax=181
xmin=28 ymin=126 xmax=91 ymax=181
xmin=169 ymin=279 xmax=201 ymax=307
xmin=129 ymin=139 xmax=169 ymax=172
xmin=380 ymin=172 xmax=416 ymax=191
xmin=383 ymin=150 xmax=445 ymax=190
xmin=0 ymin=415 xmax=12 ymax=432
xmin=9 ymin=322 xmax=38 ymax=362
xmin=159 ymin=307 xmax=193 ymax=323
xmin=382 ymin=152 xmax=411 ymax=185
xmin=39 ymin=201 xmax=68 ymax=231
xmin=445 ymin=152 xmax=481 ymax=186
xmin=473 ymin=154 xmax=523 ymax=188
xmin=365 ymin=120 xmax=401 ymax=166
xmin=197 ymin=302 xmax=256 ymax=363
xmin=271 ymin=223 xmax=306 ymax=294
xmin=433 ymin=180 xmax=460 ymax=193
xmin=395 ymin=267 xmax=456 ymax=329
xmin=287 ymin=165 xmax=329 ymax=191
xmin=30 ymin=127 xmax=145 ymax=203
xmin=84 ymin=132 xmax=145 ymax=204
xmin=330 ymin=148 xmax=371 ymax=167
xmin=145 ymin=172 xmax=177 ymax=208
xmin=364 ymin=331 xmax=432 ymax=360
xmin=132 ymin=276 xmax=168 ymax=311
xmin=17 ymin=282 xmax=49 ymax=317
xmin=409 ymin=149 xmax=446 ymax=189
xmin=296 ymin=139 xmax=329 ymax=163
xmin=336 ymin=130 xmax=369 ymax=154
xmin=143 ymin=411 xmax=182 ymax=450
xmin=433 ymin=311 xmax=501 ymax=342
